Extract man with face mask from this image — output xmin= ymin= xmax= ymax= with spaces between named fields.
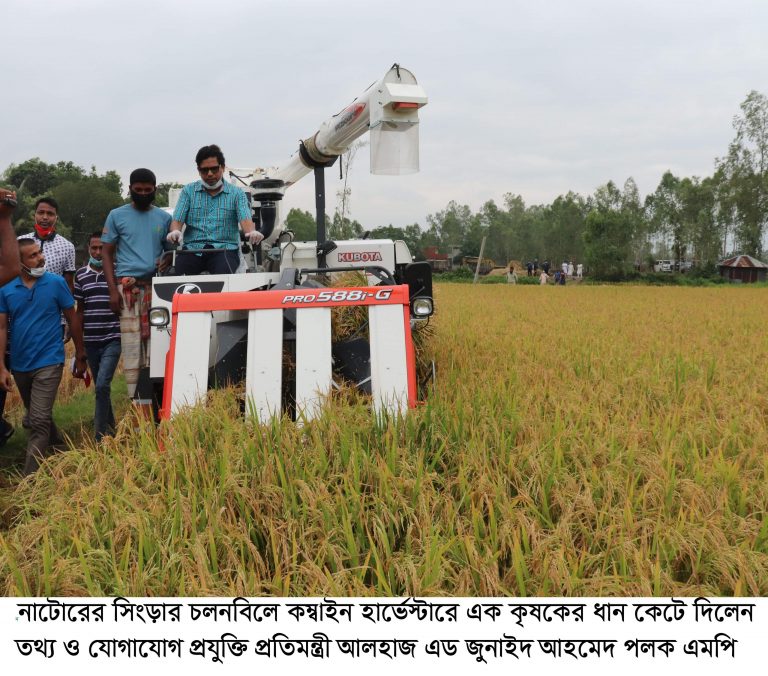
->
xmin=167 ymin=144 xmax=263 ymax=275
xmin=74 ymin=232 xmax=121 ymax=441
xmin=101 ymin=168 xmax=171 ymax=399
xmin=17 ymin=197 xmax=76 ymax=294
xmin=0 ymin=239 xmax=86 ymax=475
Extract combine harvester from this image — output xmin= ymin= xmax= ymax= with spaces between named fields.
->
xmin=147 ymin=64 xmax=433 ymax=423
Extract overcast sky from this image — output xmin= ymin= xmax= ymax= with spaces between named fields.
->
xmin=3 ymin=0 xmax=767 ymax=228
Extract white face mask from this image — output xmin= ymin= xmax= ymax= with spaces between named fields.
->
xmin=203 ymin=177 xmax=223 ymax=190
xmin=24 ymin=264 xmax=46 ymax=278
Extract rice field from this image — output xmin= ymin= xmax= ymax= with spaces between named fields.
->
xmin=1 ymin=283 xmax=767 ymax=596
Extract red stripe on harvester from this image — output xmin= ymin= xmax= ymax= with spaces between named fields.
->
xmin=160 ymin=311 xmax=180 ymax=421
xmin=402 ymin=304 xmax=417 ymax=408
xmin=173 ymin=285 xmax=410 ymax=313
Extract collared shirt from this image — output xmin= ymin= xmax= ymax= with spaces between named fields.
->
xmin=17 ymin=232 xmax=76 ymax=277
xmin=172 ymin=180 xmax=251 ymax=250
xmin=74 ymin=265 xmax=121 ymax=345
xmin=101 ymin=204 xmax=171 ymax=278
xmin=0 ymin=273 xmax=74 ymax=372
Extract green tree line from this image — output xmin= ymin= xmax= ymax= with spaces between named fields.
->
xmin=0 ymin=158 xmax=180 ymax=249
xmin=310 ymin=90 xmax=768 ymax=279
xmin=4 ymin=91 xmax=767 ymax=279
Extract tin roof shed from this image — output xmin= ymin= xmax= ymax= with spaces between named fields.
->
xmin=718 ymin=255 xmax=768 ymax=283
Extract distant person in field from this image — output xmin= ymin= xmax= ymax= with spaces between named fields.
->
xmin=533 ymin=259 xmax=539 ymax=275
xmin=101 ymin=168 xmax=171 ymax=399
xmin=74 ymin=232 xmax=121 ymax=441
xmin=542 ymin=260 xmax=550 ymax=275
xmin=577 ymin=263 xmax=583 ymax=279
xmin=568 ymin=261 xmax=574 ymax=278
xmin=540 ymin=270 xmax=548 ymax=285
xmin=526 ymin=261 xmax=533 ymax=277
xmin=167 ymin=144 xmax=264 ymax=275
xmin=507 ymin=266 xmax=518 ymax=284
xmin=0 ymin=239 xmax=87 ymax=475
xmin=0 ymin=188 xmax=21 ymax=446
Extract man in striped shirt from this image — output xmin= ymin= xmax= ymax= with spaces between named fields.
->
xmin=167 ymin=144 xmax=263 ymax=274
xmin=74 ymin=232 xmax=121 ymax=441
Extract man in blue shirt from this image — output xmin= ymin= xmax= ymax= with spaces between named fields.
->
xmin=0 ymin=239 xmax=87 ymax=475
xmin=101 ymin=168 xmax=171 ymax=399
xmin=167 ymin=144 xmax=263 ymax=275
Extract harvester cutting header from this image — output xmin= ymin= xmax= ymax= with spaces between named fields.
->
xmin=148 ymin=64 xmax=433 ymax=422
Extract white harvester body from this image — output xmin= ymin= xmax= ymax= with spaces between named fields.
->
xmin=148 ymin=65 xmax=432 ymax=420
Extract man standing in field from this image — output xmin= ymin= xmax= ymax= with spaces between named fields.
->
xmin=17 ymin=197 xmax=76 ymax=293
xmin=75 ymin=232 xmax=121 ymax=441
xmin=101 ymin=168 xmax=171 ymax=399
xmin=167 ymin=144 xmax=263 ymax=275
xmin=18 ymin=196 xmax=77 ymax=348
xmin=0 ymin=239 xmax=87 ymax=474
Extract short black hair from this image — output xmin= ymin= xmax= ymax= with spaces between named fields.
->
xmin=34 ymin=196 xmax=58 ymax=213
xmin=196 ymin=144 xmax=225 ymax=167
xmin=129 ymin=168 xmax=157 ymax=186
xmin=89 ymin=231 xmax=103 ymax=246
xmin=18 ymin=238 xmax=37 ymax=251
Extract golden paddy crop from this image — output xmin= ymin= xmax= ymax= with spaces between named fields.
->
xmin=1 ymin=284 xmax=767 ymax=596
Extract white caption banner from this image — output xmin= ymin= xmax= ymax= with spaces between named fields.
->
xmin=1 ymin=597 xmax=762 ymax=675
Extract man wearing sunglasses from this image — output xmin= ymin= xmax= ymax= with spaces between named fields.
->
xmin=167 ymin=144 xmax=264 ymax=275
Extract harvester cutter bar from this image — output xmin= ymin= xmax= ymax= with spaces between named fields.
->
xmin=160 ymin=284 xmax=417 ymax=423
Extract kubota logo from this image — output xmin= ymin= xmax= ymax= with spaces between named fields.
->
xmin=176 ymin=283 xmax=202 ymax=294
xmin=338 ymin=251 xmax=383 ymax=263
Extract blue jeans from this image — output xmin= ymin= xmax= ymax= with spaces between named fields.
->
xmin=85 ymin=339 xmax=121 ymax=441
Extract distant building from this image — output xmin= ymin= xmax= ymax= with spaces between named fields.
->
xmin=423 ymin=246 xmax=451 ymax=272
xmin=718 ymin=254 xmax=768 ymax=283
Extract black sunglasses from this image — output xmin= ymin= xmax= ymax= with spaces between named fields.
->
xmin=198 ymin=165 xmax=221 ymax=175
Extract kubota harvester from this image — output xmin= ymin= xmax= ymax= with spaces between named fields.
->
xmin=145 ymin=64 xmax=433 ymax=422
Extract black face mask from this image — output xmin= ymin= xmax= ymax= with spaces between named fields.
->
xmin=130 ymin=190 xmax=155 ymax=209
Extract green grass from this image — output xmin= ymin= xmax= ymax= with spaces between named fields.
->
xmin=0 ymin=375 xmax=128 ymax=479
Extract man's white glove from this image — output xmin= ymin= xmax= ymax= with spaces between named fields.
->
xmin=245 ymin=230 xmax=264 ymax=246
xmin=166 ymin=230 xmax=183 ymax=245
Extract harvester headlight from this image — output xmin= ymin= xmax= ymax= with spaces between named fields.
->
xmin=411 ymin=297 xmax=433 ymax=317
xmin=148 ymin=307 xmax=170 ymax=327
